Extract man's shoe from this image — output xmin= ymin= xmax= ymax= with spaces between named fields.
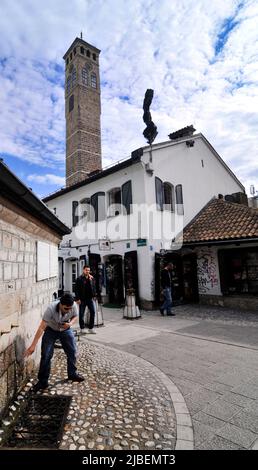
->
xmin=80 ymin=329 xmax=87 ymax=335
xmin=167 ymin=313 xmax=176 ymax=316
xmin=32 ymin=382 xmax=48 ymax=393
xmin=68 ymin=374 xmax=85 ymax=383
xmin=159 ymin=309 xmax=164 ymax=316
xmin=88 ymin=328 xmax=96 ymax=334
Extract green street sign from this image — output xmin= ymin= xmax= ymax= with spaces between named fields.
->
xmin=137 ymin=238 xmax=147 ymax=247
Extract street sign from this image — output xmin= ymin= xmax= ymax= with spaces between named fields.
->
xmin=137 ymin=238 xmax=147 ymax=247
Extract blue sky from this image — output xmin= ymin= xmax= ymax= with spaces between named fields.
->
xmin=0 ymin=0 xmax=258 ymax=198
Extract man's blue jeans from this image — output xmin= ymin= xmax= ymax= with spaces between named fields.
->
xmin=161 ymin=287 xmax=173 ymax=314
xmin=38 ymin=327 xmax=77 ymax=385
xmin=79 ymin=299 xmax=95 ymax=330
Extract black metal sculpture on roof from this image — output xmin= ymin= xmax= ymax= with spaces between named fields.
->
xmin=142 ymin=89 xmax=158 ymax=145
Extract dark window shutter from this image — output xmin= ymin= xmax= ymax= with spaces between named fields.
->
xmin=72 ymin=201 xmax=79 ymax=226
xmin=90 ymin=193 xmax=98 ymax=222
xmin=122 ymin=180 xmax=132 ymax=214
xmin=176 ymin=184 xmax=184 ymax=215
xmin=155 ymin=177 xmax=163 ymax=210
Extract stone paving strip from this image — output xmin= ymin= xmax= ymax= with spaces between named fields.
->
xmin=49 ymin=341 xmax=178 ymax=450
xmin=0 ymin=339 xmax=194 ymax=450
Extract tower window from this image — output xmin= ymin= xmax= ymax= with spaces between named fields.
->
xmin=87 ymin=50 xmax=91 ymax=57
xmin=91 ymin=73 xmax=97 ymax=88
xmin=66 ymin=58 xmax=69 ymax=66
xmin=72 ymin=68 xmax=76 ymax=87
xmin=80 ymin=46 xmax=84 ymax=54
xmin=69 ymin=94 xmax=74 ymax=112
xmin=73 ymin=47 xmax=77 ymax=55
xmin=82 ymin=66 xmax=89 ymax=85
xmin=70 ymin=53 xmax=72 ymax=60
xmin=93 ymin=53 xmax=96 ymax=61
xmin=66 ymin=75 xmax=71 ymax=93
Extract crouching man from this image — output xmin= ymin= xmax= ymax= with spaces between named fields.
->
xmin=25 ymin=293 xmax=84 ymax=392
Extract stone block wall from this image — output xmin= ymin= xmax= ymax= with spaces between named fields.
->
xmin=0 ymin=197 xmax=61 ymax=418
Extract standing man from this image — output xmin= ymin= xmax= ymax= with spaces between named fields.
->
xmin=160 ymin=262 xmax=176 ymax=316
xmin=75 ymin=265 xmax=96 ymax=334
xmin=25 ymin=293 xmax=84 ymax=392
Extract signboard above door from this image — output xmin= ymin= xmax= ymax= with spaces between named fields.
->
xmin=99 ymin=239 xmax=111 ymax=251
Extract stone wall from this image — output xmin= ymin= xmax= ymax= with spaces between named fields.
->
xmin=199 ymin=294 xmax=258 ymax=311
xmin=0 ymin=197 xmax=61 ymax=418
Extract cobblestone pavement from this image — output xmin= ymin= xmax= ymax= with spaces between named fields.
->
xmin=40 ymin=342 xmax=176 ymax=450
xmin=168 ymin=304 xmax=258 ymax=326
xmin=85 ymin=305 xmax=258 ymax=450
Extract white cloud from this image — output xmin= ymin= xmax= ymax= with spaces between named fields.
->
xmin=0 ymin=0 xmax=258 ymax=196
xmin=27 ymin=173 xmax=65 ymax=185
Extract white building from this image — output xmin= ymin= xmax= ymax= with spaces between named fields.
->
xmin=44 ymin=130 xmax=245 ymax=309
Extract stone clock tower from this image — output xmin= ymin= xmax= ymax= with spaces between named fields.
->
xmin=63 ymin=37 xmax=102 ymax=187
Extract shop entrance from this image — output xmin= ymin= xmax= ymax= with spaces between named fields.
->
xmin=105 ymin=255 xmax=124 ymax=305
xmin=155 ymin=252 xmax=199 ymax=306
xmin=124 ymin=251 xmax=139 ymax=305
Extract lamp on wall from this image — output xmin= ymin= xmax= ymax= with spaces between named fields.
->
xmin=186 ymin=140 xmax=195 ymax=147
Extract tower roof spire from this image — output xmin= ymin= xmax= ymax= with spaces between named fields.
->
xmin=80 ymin=31 xmax=83 ymax=39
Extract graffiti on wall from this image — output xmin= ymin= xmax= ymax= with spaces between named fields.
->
xmin=197 ymin=250 xmax=218 ymax=294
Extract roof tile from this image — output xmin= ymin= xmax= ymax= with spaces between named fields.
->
xmin=183 ymin=198 xmax=258 ymax=244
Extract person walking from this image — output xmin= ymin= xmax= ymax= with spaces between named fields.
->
xmin=24 ymin=293 xmax=84 ymax=392
xmin=160 ymin=262 xmax=176 ymax=316
xmin=75 ymin=265 xmax=96 ymax=334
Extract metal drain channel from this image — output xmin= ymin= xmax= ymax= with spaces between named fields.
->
xmin=5 ymin=395 xmax=72 ymax=449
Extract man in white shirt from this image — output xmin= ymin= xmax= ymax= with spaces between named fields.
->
xmin=25 ymin=293 xmax=84 ymax=392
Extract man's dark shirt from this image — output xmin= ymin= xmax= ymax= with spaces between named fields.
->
xmin=161 ymin=269 xmax=172 ymax=289
xmin=75 ymin=275 xmax=96 ymax=301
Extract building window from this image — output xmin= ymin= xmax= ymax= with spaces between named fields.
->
xmin=93 ymin=53 xmax=96 ymax=61
xmin=219 ymin=248 xmax=258 ymax=295
xmin=82 ymin=66 xmax=89 ymax=85
xmin=69 ymin=94 xmax=74 ymax=112
xmin=175 ymin=184 xmax=184 ymax=215
xmin=87 ymin=50 xmax=91 ymax=57
xmin=72 ymin=201 xmax=79 ymax=226
xmin=108 ymin=188 xmax=122 ymax=216
xmin=155 ymin=177 xmax=163 ymax=211
xmin=79 ymin=197 xmax=90 ymax=222
xmin=90 ymin=192 xmax=105 ymax=222
xmin=163 ymin=182 xmax=175 ymax=212
xmin=66 ymin=58 xmax=69 ymax=66
xmin=122 ymin=180 xmax=132 ymax=215
xmin=71 ymin=262 xmax=77 ymax=294
xmin=73 ymin=47 xmax=77 ymax=55
xmin=91 ymin=73 xmax=97 ymax=88
xmin=80 ymin=46 xmax=84 ymax=54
